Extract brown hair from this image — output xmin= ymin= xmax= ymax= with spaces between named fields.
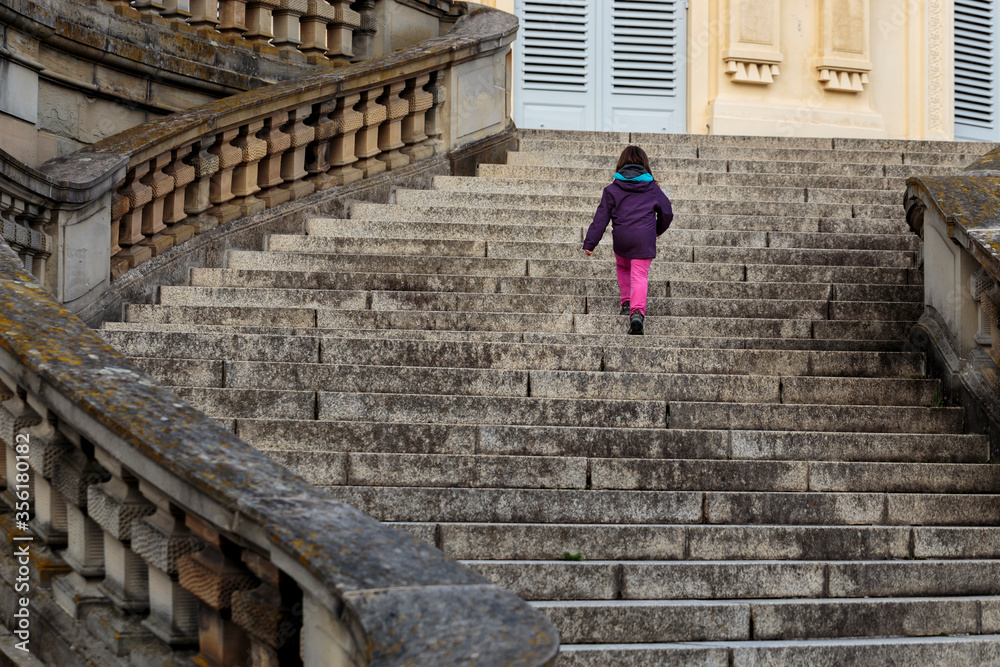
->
xmin=615 ymin=145 xmax=657 ymax=183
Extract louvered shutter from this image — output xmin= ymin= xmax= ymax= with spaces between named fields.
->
xmin=611 ymin=0 xmax=679 ymax=97
xmin=954 ymin=0 xmax=998 ymax=140
xmin=521 ymin=0 xmax=589 ymax=93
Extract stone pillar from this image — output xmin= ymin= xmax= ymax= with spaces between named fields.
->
xmin=162 ymin=145 xmax=197 ymax=246
xmin=26 ymin=417 xmax=72 ymax=547
xmin=183 ymin=137 xmax=222 ymax=234
xmin=131 ymin=483 xmax=203 ymax=647
xmin=139 ymin=153 xmax=176 ymax=258
xmin=257 ymin=112 xmax=293 ymax=207
xmin=279 ymin=106 xmax=317 ymax=201
xmin=816 ymin=0 xmax=872 ymax=93
xmin=115 ymin=163 xmax=154 ymax=270
xmin=350 ymin=0 xmax=377 ymax=61
xmin=306 ymin=100 xmax=337 ymax=191
xmin=178 ymin=518 xmax=258 ymax=667
xmin=51 ymin=446 xmax=111 ymax=619
xmin=132 ymin=0 xmax=167 ymax=16
xmin=424 ymin=70 xmax=447 ymax=156
xmin=377 ymin=81 xmax=410 ymax=170
xmin=722 ymin=0 xmax=782 ymax=85
xmin=231 ymin=120 xmax=268 ymax=216
xmin=327 ymin=93 xmax=363 ymax=185
xmin=300 ymin=0 xmax=335 ymax=56
xmin=245 ymin=0 xmax=280 ymax=43
xmin=0 ymin=389 xmax=40 ymax=510
xmin=401 ymin=74 xmax=434 ymax=162
xmin=272 ymin=0 xmax=307 ymax=52
xmin=326 ymin=0 xmax=360 ymax=60
xmin=218 ymin=0 xmax=249 ymax=35
xmin=231 ymin=551 xmax=302 ymax=666
xmin=208 ymin=129 xmax=244 ymax=224
xmin=161 ymin=0 xmax=193 ymax=19
xmin=353 ymin=89 xmax=387 ymax=178
xmin=188 ymin=0 xmax=221 ymax=30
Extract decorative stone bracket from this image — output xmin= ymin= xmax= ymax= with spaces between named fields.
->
xmin=721 ymin=0 xmax=783 ymax=86
xmin=725 ymin=58 xmax=780 ymax=85
xmin=815 ymin=0 xmax=872 ymax=94
xmin=818 ymin=67 xmax=870 ymax=93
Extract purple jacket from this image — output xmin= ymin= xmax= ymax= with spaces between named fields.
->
xmin=583 ymin=179 xmax=673 ymax=259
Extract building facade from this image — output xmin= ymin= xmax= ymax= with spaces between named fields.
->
xmin=478 ymin=0 xmax=972 ymax=141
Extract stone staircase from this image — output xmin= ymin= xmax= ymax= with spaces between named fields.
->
xmin=101 ymin=130 xmax=1000 ymax=665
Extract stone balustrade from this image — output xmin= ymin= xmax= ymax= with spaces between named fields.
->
xmin=1 ymin=5 xmax=514 ymax=316
xmin=0 ymin=239 xmax=559 ymax=665
xmin=113 ymin=0 xmax=363 ymax=62
xmin=905 ymin=148 xmax=1000 ymax=452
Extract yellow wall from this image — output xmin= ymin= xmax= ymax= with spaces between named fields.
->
xmin=475 ymin=0 xmax=514 ymax=14
xmin=688 ymin=0 xmax=953 ymax=139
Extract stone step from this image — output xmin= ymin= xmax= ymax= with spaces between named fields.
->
xmin=432 ymin=176 xmax=904 ymax=206
xmin=236 ymin=420 xmax=985 ymax=463
xmin=670 ymin=281 xmax=922 ymax=302
xmin=538 ymin=596 xmax=999 ymax=644
xmin=519 ymin=128 xmax=997 ymax=154
xmin=556 ymin=635 xmax=1000 ymax=666
xmin=267 ymin=234 xmax=487 ymax=256
xmin=392 ymin=189 xmax=899 ymax=219
xmin=515 ymin=141 xmax=982 ymax=166
xmin=576 ymin=316 xmax=914 ymax=340
xmin=506 ymin=150 xmax=966 ymax=178
xmin=100 ymin=321 xmax=909 ymax=352
xmin=670 ymin=402 xmax=962 ymax=434
xmin=478 ymin=163 xmax=905 ymax=191
xmin=225 ymin=249 xmax=529 ymax=276
xmin=137 ymin=357 xmax=934 ymax=407
xmin=395 ymin=522 xmax=997 ymax=560
xmin=469 ymin=558 xmax=1000 ymax=601
xmin=349 ymin=203 xmax=910 ymax=233
xmin=273 ymin=451 xmax=1000 ymax=493
xmin=307 ymin=218 xmax=919 ymax=251
xmin=330 ymin=486 xmax=1000 ymax=526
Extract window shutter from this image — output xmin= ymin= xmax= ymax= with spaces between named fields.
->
xmin=522 ymin=0 xmax=590 ymax=93
xmin=611 ymin=0 xmax=679 ymax=97
xmin=955 ymin=0 xmax=997 ymax=137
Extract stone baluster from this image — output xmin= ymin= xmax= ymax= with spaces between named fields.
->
xmin=245 ymin=0 xmax=279 ymax=43
xmin=305 ymin=100 xmax=337 ymax=190
xmin=188 ymin=0 xmax=221 ymax=30
xmin=116 ymin=163 xmax=154 ymax=270
xmin=326 ymin=0 xmax=359 ymax=60
xmin=26 ymin=416 xmax=72 ymax=547
xmin=400 ymin=73 xmax=434 ymax=162
xmin=219 ymin=0 xmax=249 ymax=35
xmin=231 ymin=120 xmax=268 ymax=216
xmin=160 ymin=0 xmax=193 ymax=20
xmin=132 ymin=0 xmax=167 ymax=15
xmin=353 ymin=89 xmax=387 ymax=178
xmin=280 ymin=106 xmax=317 ymax=200
xmin=162 ymin=145 xmax=196 ymax=246
xmin=256 ymin=112 xmax=293 ymax=207
xmin=87 ymin=463 xmax=156 ymax=613
xmin=183 ymin=137 xmax=222 ymax=234
xmin=300 ymin=0 xmax=335 ymax=57
xmin=208 ymin=129 xmax=244 ymax=224
xmin=376 ymin=81 xmax=410 ymax=170
xmin=272 ymin=0 xmax=307 ymax=52
xmin=231 ymin=551 xmax=302 ymax=666
xmin=0 ymin=386 xmax=41 ymax=510
xmin=110 ymin=195 xmax=130 ymax=279
xmin=21 ymin=205 xmax=51 ymax=281
xmin=423 ymin=70 xmax=447 ymax=156
xmin=178 ymin=517 xmax=259 ymax=667
xmin=51 ymin=444 xmax=112 ymax=619
xmin=327 ymin=93 xmax=363 ymax=185
xmin=0 ymin=378 xmax=12 ymax=489
xmin=140 ymin=153 xmax=177 ymax=258
xmin=131 ymin=482 xmax=203 ymax=646
xmin=351 ymin=0 xmax=377 ymax=61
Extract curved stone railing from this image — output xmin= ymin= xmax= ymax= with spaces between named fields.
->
xmin=905 ymin=148 xmax=1000 ymax=449
xmin=0 ymin=240 xmax=558 ymax=663
xmin=1 ymin=4 xmax=514 ymax=314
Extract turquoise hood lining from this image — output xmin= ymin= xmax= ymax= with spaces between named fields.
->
xmin=614 ymin=172 xmax=653 ymax=182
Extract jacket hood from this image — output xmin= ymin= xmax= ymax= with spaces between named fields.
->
xmin=611 ymin=178 xmax=656 ymax=193
xmin=615 ymin=163 xmax=651 ymax=181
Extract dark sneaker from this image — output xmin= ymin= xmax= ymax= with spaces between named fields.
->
xmin=628 ymin=313 xmax=644 ymax=335
xmin=619 ymin=301 xmax=630 ymax=315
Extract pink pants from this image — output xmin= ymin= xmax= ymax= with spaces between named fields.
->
xmin=615 ymin=254 xmax=652 ymax=316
